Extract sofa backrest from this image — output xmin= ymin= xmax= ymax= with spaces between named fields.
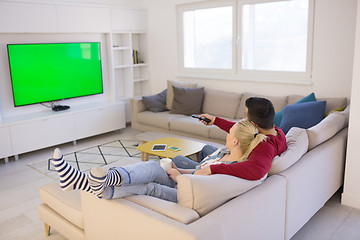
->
xmin=235 ymin=92 xmax=288 ymax=119
xmin=202 ymin=88 xmax=242 ymax=118
xmin=288 ymin=95 xmax=347 ymax=116
xmin=202 ymin=90 xmax=348 ymax=121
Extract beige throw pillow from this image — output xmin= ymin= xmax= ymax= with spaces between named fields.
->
xmin=177 ymin=174 xmax=265 ymax=216
xmin=269 ymin=127 xmax=308 ymax=175
xmin=166 ymin=80 xmax=197 ymax=110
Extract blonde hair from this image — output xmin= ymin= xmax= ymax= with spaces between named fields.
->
xmin=234 ymin=119 xmax=268 ymax=162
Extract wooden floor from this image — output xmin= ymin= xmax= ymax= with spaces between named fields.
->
xmin=0 ymin=126 xmax=360 ymax=240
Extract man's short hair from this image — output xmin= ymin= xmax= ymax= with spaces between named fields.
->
xmin=245 ymin=97 xmax=275 ymax=129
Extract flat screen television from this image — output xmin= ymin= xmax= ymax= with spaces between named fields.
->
xmin=7 ymin=42 xmax=104 ymax=107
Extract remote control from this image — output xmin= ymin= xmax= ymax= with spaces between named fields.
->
xmin=191 ymin=114 xmax=211 ymax=123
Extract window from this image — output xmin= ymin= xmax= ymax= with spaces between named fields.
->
xmin=177 ymin=0 xmax=314 ymax=83
xmin=241 ymin=0 xmax=310 ymax=72
xmin=183 ymin=6 xmax=233 ymax=69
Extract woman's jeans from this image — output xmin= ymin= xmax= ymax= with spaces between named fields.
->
xmin=172 ymin=144 xmax=218 ymax=169
xmin=102 ymin=161 xmax=178 ymax=202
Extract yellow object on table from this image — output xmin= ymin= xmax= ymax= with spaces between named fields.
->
xmin=136 ymin=137 xmax=206 ymax=161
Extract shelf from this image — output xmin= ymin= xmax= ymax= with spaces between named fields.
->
xmin=111 ymin=32 xmax=149 ymax=99
xmin=113 ymin=47 xmax=131 ymax=51
xmin=133 ymin=63 xmax=147 ymax=67
xmin=134 ymin=78 xmax=149 ymax=83
xmin=114 ymin=65 xmax=131 ymax=69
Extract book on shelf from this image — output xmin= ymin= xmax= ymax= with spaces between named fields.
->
xmin=132 ymin=49 xmax=139 ymax=64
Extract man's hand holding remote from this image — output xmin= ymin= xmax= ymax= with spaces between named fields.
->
xmin=199 ymin=114 xmax=215 ymax=125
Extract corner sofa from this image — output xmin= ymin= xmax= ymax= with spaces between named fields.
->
xmin=38 ymin=87 xmax=349 ymax=240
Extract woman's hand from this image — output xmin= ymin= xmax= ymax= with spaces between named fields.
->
xmin=194 ymin=166 xmax=212 ymax=175
xmin=199 ymin=114 xmax=216 ymax=125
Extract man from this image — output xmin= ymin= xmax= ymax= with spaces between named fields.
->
xmin=172 ymin=97 xmax=287 ymax=180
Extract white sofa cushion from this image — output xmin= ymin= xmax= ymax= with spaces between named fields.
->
xmin=169 ymin=116 xmax=210 ymax=138
xmin=177 ymin=174 xmax=265 ymax=216
xmin=306 ymin=112 xmax=346 ymax=150
xmin=126 ymin=195 xmax=200 ymax=224
xmin=269 ymin=127 xmax=308 ymax=175
xmin=137 ymin=111 xmax=184 ymax=129
xmin=202 ymin=89 xmax=242 ymax=118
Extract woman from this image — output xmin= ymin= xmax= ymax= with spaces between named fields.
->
xmin=52 ymin=119 xmax=267 ymax=203
xmin=167 ymin=120 xmax=268 ymax=182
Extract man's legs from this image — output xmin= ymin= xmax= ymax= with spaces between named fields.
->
xmin=200 ymin=144 xmax=218 ymax=160
xmin=172 ymin=144 xmax=218 ymax=169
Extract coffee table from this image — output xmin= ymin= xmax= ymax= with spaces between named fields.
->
xmin=136 ymin=137 xmax=206 ymax=161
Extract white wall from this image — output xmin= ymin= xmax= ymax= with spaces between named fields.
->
xmin=342 ymin=0 xmax=360 ymax=210
xmin=144 ymin=0 xmax=357 ymax=99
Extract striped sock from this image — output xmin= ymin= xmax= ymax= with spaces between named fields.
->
xmin=88 ymin=167 xmax=122 ymax=196
xmin=51 ymin=148 xmax=93 ymax=194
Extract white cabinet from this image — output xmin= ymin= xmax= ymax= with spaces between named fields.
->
xmin=10 ymin=115 xmax=76 ymax=155
xmin=0 ymin=126 xmax=12 ymax=159
xmin=1 ymin=102 xmax=125 ymax=160
xmin=111 ymin=9 xmax=147 ymax=31
xmin=110 ymin=32 xmax=149 ymax=98
xmin=75 ymin=103 xmax=125 ymax=139
xmin=0 ymin=2 xmax=57 ymax=32
xmin=57 ymin=5 xmax=111 ymax=33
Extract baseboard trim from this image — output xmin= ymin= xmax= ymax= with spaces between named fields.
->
xmin=341 ymin=192 xmax=360 ymax=209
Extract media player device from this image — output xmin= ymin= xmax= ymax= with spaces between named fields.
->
xmin=52 ymin=105 xmax=70 ymax=112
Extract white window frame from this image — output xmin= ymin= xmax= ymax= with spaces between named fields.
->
xmin=176 ymin=0 xmax=315 ymax=85
xmin=176 ymin=0 xmax=237 ymax=75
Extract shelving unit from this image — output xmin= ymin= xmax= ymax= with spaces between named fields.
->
xmin=109 ymin=32 xmax=149 ymax=99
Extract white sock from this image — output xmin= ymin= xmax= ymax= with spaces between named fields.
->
xmin=88 ymin=167 xmax=122 ymax=196
xmin=51 ymin=148 xmax=93 ymax=193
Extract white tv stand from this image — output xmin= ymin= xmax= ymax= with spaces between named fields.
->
xmin=0 ymin=101 xmax=125 ymax=163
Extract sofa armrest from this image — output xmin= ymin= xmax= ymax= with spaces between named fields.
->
xmin=131 ymin=97 xmax=146 ymax=123
xmin=81 ymin=192 xmax=198 ymax=240
xmin=177 ymin=174 xmax=265 ymax=216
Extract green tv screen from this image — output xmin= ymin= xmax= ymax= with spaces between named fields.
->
xmin=7 ymin=42 xmax=104 ymax=107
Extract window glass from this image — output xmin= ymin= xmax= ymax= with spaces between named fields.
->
xmin=242 ymin=0 xmax=309 ymax=72
xmin=183 ymin=6 xmax=233 ymax=69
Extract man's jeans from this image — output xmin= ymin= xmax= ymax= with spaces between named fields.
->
xmin=102 ymin=161 xmax=177 ymax=202
xmin=172 ymin=144 xmax=218 ymax=169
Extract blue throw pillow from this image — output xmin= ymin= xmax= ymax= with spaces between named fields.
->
xmin=274 ymin=93 xmax=317 ymax=127
xmin=142 ymin=89 xmax=168 ymax=112
xmin=280 ymin=101 xmax=327 ymax=134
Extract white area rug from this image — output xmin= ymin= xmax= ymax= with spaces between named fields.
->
xmin=27 ymin=139 xmax=160 ymax=180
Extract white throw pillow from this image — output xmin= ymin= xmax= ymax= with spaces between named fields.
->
xmin=306 ymin=112 xmax=346 ymax=150
xmin=269 ymin=127 xmax=308 ymax=175
xmin=177 ymin=174 xmax=266 ymax=216
xmin=166 ymin=80 xmax=197 ymax=110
